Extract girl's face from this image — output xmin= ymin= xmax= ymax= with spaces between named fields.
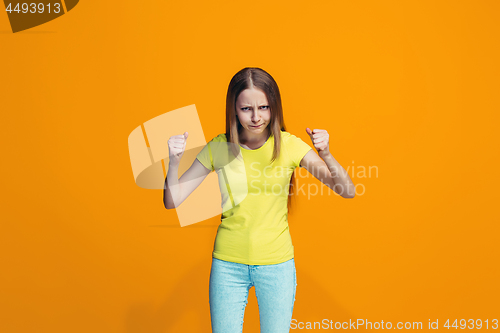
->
xmin=235 ymin=88 xmax=271 ymax=139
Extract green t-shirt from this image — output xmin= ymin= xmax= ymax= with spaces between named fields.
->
xmin=196 ymin=130 xmax=312 ymax=265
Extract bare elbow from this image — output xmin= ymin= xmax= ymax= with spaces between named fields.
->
xmin=164 ymin=197 xmax=182 ymax=209
xmin=163 ymin=198 xmax=176 ymax=210
xmin=333 ymin=186 xmax=355 ymax=199
xmin=340 ymin=189 xmax=356 ymax=199
xmin=164 ymin=200 xmax=178 ymax=210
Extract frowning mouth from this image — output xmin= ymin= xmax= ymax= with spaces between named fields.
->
xmin=250 ymin=124 xmax=263 ymax=128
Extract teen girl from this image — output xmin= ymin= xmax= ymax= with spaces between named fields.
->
xmin=164 ymin=67 xmax=355 ymax=332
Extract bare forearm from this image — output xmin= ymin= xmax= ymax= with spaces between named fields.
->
xmin=163 ymin=162 xmax=182 ymax=209
xmin=319 ymin=151 xmax=356 ymax=198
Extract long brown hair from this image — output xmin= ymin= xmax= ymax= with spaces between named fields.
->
xmin=224 ymin=67 xmax=298 ymax=212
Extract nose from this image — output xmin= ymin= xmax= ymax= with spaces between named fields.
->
xmin=251 ymin=110 xmax=261 ymax=122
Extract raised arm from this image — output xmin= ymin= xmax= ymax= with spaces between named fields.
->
xmin=163 ymin=132 xmax=212 ymax=209
xmin=301 ymin=128 xmax=356 ymax=199
xmin=300 ymin=150 xmax=355 ymax=198
xmin=164 ymin=158 xmax=211 ymax=209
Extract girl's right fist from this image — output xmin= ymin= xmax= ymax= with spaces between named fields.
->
xmin=168 ymin=132 xmax=189 ymax=164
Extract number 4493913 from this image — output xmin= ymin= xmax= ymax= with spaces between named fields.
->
xmin=6 ymin=3 xmax=62 ymax=14
xmin=444 ymin=319 xmax=498 ymax=329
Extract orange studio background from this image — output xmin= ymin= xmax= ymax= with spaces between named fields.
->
xmin=1 ymin=1 xmax=499 ymax=332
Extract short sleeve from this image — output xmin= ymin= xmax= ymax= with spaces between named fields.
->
xmin=285 ymin=133 xmax=313 ymax=168
xmin=196 ymin=140 xmax=214 ymax=172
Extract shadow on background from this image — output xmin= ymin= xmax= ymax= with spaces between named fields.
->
xmin=124 ymin=258 xmax=356 ymax=332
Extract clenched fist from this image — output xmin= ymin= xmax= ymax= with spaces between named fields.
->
xmin=168 ymin=131 xmax=189 ymax=165
xmin=306 ymin=128 xmax=330 ymax=157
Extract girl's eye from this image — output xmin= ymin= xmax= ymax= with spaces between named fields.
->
xmin=241 ymin=106 xmax=268 ymax=111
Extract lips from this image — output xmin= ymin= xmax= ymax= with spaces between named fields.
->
xmin=250 ymin=124 xmax=263 ymax=128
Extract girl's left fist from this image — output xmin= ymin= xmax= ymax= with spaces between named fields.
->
xmin=306 ymin=128 xmax=330 ymax=154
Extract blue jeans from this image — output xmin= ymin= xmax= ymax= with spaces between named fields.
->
xmin=209 ymin=257 xmax=297 ymax=333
